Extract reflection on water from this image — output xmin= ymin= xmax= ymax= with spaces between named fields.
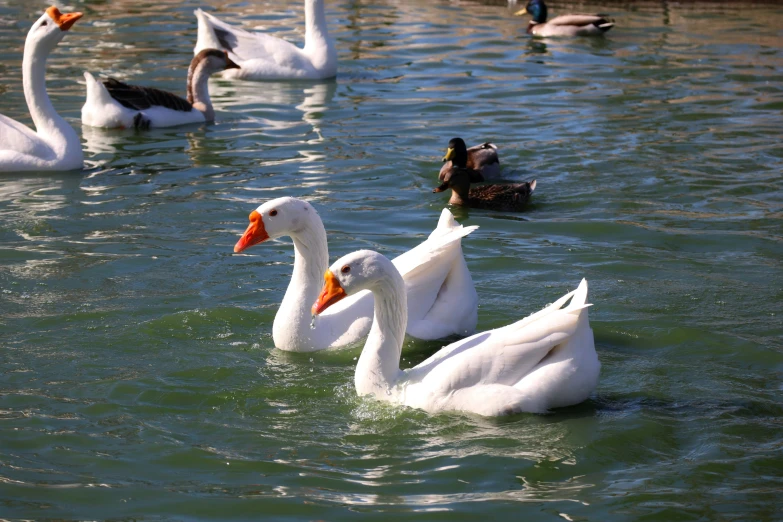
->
xmin=1 ymin=0 xmax=782 ymax=520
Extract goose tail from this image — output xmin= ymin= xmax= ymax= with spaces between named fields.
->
xmin=194 ymin=8 xmax=223 ymax=55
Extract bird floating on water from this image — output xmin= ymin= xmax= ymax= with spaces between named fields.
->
xmin=82 ymin=49 xmax=239 ymax=129
xmin=0 ymin=7 xmax=83 ymax=172
xmin=515 ymin=0 xmax=614 ymax=37
xmin=193 ymin=0 xmax=337 ymax=81
xmin=313 ymin=250 xmax=599 ymax=416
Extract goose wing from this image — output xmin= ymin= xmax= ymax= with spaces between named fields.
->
xmin=0 ymin=113 xmax=47 ymax=156
xmin=409 ymin=281 xmax=590 ymax=393
xmin=103 ymin=79 xmax=193 ymax=112
xmin=196 ymin=9 xmax=302 ymax=62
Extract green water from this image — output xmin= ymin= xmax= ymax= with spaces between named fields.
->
xmin=1 ymin=0 xmax=782 ymax=519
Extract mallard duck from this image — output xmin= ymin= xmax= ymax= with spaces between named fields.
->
xmin=437 ymin=137 xmax=534 ymax=211
xmin=233 ymin=197 xmax=479 ymax=352
xmin=82 ymin=49 xmax=239 ymax=129
xmin=515 ymin=0 xmax=614 ymax=37
xmin=193 ymin=0 xmax=337 ymax=81
xmin=439 ymin=138 xmax=500 ymax=181
xmin=313 ymin=250 xmax=599 ymax=416
xmin=0 ymin=7 xmax=84 ymax=172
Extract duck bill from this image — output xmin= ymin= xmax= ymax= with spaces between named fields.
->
xmin=47 ymin=7 xmax=83 ymax=31
xmin=433 ymin=182 xmax=449 ymax=193
xmin=514 ymin=7 xmax=528 ymax=16
xmin=442 ymin=147 xmax=454 ymax=163
xmin=234 ymin=210 xmax=269 ymax=253
xmin=312 ymin=271 xmax=347 ymax=315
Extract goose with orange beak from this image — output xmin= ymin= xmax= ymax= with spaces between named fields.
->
xmin=1 ymin=7 xmax=84 ymax=172
xmin=312 ymin=249 xmax=599 ymax=416
xmin=312 ymin=250 xmax=601 ymax=416
xmin=233 ymin=197 xmax=480 ymax=352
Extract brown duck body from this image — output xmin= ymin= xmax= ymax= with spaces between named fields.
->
xmin=455 ymin=180 xmax=536 ymax=211
xmin=435 ymin=165 xmax=536 ymax=212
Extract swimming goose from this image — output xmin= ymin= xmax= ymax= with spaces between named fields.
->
xmin=439 ymin=138 xmax=500 ymax=181
xmin=233 ymin=197 xmax=478 ymax=352
xmin=81 ymin=49 xmax=239 ymax=129
xmin=515 ymin=0 xmax=614 ymax=37
xmin=314 ymin=250 xmax=599 ymax=416
xmin=193 ymin=0 xmax=337 ymax=81
xmin=0 ymin=7 xmax=83 ymax=172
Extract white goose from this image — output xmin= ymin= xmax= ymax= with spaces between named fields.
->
xmin=234 ymin=197 xmax=478 ymax=352
xmin=0 ymin=7 xmax=83 ymax=172
xmin=81 ymin=49 xmax=239 ymax=129
xmin=193 ymin=0 xmax=337 ymax=81
xmin=313 ymin=250 xmax=599 ymax=416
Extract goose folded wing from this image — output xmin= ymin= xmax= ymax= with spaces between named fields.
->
xmin=0 ymin=113 xmax=47 ymax=156
xmin=103 ymin=79 xmax=192 ymax=112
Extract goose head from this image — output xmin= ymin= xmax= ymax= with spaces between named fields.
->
xmin=234 ymin=197 xmax=317 ymax=253
xmin=191 ymin=48 xmax=240 ymax=74
xmin=312 ymin=250 xmax=392 ymax=315
xmin=515 ymin=0 xmax=548 ymax=23
xmin=442 ymin=137 xmax=469 ymax=168
xmin=27 ymin=7 xmax=83 ymax=53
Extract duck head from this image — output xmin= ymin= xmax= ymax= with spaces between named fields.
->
xmin=234 ymin=197 xmax=315 ymax=253
xmin=442 ymin=137 xmax=471 ymax=169
xmin=26 ymin=7 xmax=83 ymax=52
xmin=515 ymin=0 xmax=548 ymax=24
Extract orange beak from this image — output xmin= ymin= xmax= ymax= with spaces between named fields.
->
xmin=46 ymin=6 xmax=83 ymax=31
xmin=312 ymin=270 xmax=347 ymax=315
xmin=234 ymin=210 xmax=269 ymax=253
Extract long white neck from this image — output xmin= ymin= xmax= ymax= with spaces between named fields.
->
xmin=302 ymin=0 xmax=335 ymax=69
xmin=187 ymin=60 xmax=214 ymax=121
xmin=272 ymin=214 xmax=329 ymax=348
xmin=355 ymin=268 xmax=407 ymax=398
xmin=22 ymin=38 xmax=78 ymax=152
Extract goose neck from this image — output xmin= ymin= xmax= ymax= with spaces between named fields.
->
xmin=22 ymin=41 xmax=68 ymax=143
xmin=355 ymin=271 xmax=407 ymax=398
xmin=303 ymin=0 xmax=330 ymax=51
xmin=187 ymin=59 xmax=214 ymax=120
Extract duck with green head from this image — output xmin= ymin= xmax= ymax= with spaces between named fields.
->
xmin=434 ymin=142 xmax=536 ymax=212
xmin=440 ymin=137 xmax=500 ymax=181
xmin=515 ymin=0 xmax=614 ymax=37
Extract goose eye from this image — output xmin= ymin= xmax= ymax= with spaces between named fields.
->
xmin=341 ymin=265 xmax=350 ymax=274
xmin=269 ymin=209 xmax=278 ymax=217
xmin=41 ymin=20 xmax=48 ymax=26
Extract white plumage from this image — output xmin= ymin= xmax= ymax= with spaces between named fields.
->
xmin=234 ymin=197 xmax=478 ymax=352
xmin=315 ymin=250 xmax=600 ymax=416
xmin=193 ymin=0 xmax=337 ymax=81
xmin=0 ymin=7 xmax=83 ymax=172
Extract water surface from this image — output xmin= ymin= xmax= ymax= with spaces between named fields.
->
xmin=1 ymin=0 xmax=782 ymax=519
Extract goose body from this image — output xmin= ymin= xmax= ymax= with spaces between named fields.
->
xmin=234 ymin=197 xmax=478 ymax=352
xmin=81 ymin=49 xmax=238 ymax=129
xmin=0 ymin=7 xmax=83 ymax=172
xmin=515 ymin=0 xmax=614 ymax=37
xmin=193 ymin=0 xmax=337 ymax=81
xmin=314 ymin=250 xmax=599 ymax=416
xmin=439 ymin=141 xmax=500 ymax=181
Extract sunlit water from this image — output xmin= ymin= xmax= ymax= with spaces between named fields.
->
xmin=1 ymin=0 xmax=782 ymax=519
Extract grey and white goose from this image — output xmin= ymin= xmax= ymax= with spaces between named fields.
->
xmin=81 ymin=49 xmax=239 ymax=129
